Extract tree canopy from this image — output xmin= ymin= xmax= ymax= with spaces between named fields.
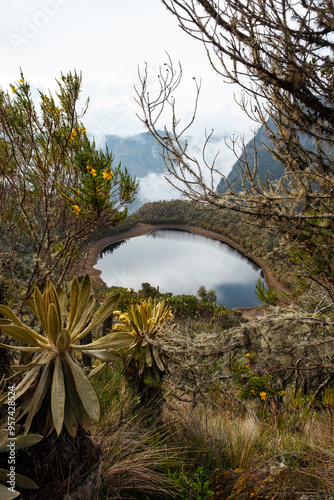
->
xmin=136 ymin=0 xmax=334 ymax=303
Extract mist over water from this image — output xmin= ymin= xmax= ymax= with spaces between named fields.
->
xmin=95 ymin=229 xmax=263 ymax=309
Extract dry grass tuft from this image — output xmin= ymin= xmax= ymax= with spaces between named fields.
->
xmin=92 ymin=380 xmax=182 ymax=499
xmin=163 ymin=400 xmax=268 ymax=471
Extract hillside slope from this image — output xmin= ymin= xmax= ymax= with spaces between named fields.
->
xmin=216 ymin=119 xmax=324 ymax=194
xmin=216 ymin=122 xmax=285 ymax=194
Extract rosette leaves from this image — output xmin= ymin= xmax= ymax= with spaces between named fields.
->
xmin=0 ymin=275 xmax=134 ymax=436
xmin=113 ymin=298 xmax=174 ymax=384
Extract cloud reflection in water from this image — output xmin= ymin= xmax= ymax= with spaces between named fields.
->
xmin=95 ymin=229 xmax=262 ymax=308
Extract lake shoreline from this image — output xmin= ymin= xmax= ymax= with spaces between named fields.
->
xmin=73 ymin=223 xmax=292 ymax=318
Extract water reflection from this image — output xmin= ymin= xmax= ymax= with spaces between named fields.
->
xmin=95 ymin=229 xmax=262 ymax=308
xmin=99 ymin=239 xmax=127 ymax=257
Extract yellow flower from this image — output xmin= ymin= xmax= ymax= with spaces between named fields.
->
xmin=19 ymin=78 xmax=24 ymax=83
xmin=260 ymin=391 xmax=266 ymax=400
xmin=280 ymin=390 xmax=285 ymax=396
xmin=69 ymin=129 xmax=76 ymax=140
xmin=71 ymin=204 xmax=81 ymax=215
xmin=246 ymin=353 xmax=250 ymax=357
xmin=81 ymin=127 xmax=87 ymax=133
xmin=90 ymin=168 xmax=97 ymax=176
xmin=102 ymin=170 xmax=113 ymax=181
xmin=76 ymin=190 xmax=80 ymax=194
xmin=11 ymin=86 xmax=16 ymax=93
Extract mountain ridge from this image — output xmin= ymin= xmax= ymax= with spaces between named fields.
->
xmin=216 ymin=123 xmax=285 ymax=194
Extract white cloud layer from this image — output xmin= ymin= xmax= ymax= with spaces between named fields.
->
xmin=0 ymin=0 xmax=255 ymax=170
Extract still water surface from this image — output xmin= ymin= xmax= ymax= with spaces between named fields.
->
xmin=95 ymin=229 xmax=263 ymax=308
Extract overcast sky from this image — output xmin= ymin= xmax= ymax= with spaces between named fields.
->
xmin=0 ymin=0 xmax=255 ymax=173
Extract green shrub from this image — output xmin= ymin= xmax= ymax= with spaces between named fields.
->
xmin=172 ymin=467 xmax=214 ymax=500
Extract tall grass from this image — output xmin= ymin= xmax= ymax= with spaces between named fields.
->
xmin=91 ymin=364 xmax=185 ymax=499
xmin=163 ymin=401 xmax=269 ymax=472
xmin=163 ymin=391 xmax=334 ymax=498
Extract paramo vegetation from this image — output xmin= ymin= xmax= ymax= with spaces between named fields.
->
xmin=1 ymin=0 xmax=334 ymax=498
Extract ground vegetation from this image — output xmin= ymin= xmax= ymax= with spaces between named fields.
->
xmin=2 ymin=2 xmax=334 ymax=492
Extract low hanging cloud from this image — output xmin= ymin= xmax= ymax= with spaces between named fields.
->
xmin=136 ymin=172 xmax=182 ymax=204
xmin=131 ymin=131 xmax=252 ymax=210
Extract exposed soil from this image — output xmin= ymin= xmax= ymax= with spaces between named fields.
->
xmin=73 ymin=223 xmax=293 ymax=320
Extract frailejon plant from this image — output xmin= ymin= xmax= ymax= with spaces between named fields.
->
xmin=113 ymin=298 xmax=174 ymax=386
xmin=0 ymin=275 xmax=134 ymax=437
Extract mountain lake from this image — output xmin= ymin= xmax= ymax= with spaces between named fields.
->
xmin=94 ymin=228 xmax=263 ymax=309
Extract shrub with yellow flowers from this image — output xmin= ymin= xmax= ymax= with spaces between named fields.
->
xmin=0 ymin=71 xmax=138 ymax=302
xmin=228 ymin=353 xmax=284 ymax=402
xmin=64 ymin=138 xmax=137 ymax=221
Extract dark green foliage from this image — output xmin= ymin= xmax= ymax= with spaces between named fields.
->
xmin=134 ymin=199 xmax=203 ymax=225
xmin=70 ymin=137 xmax=137 ymax=219
xmin=197 ymin=285 xmax=217 ymax=303
xmin=172 ymin=467 xmax=214 ymax=499
xmin=288 ymin=214 xmax=334 ymax=303
xmin=255 ymin=279 xmax=279 ymax=305
xmin=140 ymin=282 xmax=161 ymax=299
xmin=167 ymin=294 xmax=200 ymax=317
xmin=108 ymin=286 xmax=140 ymax=311
xmin=166 ymin=294 xmax=227 ymax=320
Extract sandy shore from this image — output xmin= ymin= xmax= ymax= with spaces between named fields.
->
xmin=73 ymin=223 xmax=292 ymax=317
